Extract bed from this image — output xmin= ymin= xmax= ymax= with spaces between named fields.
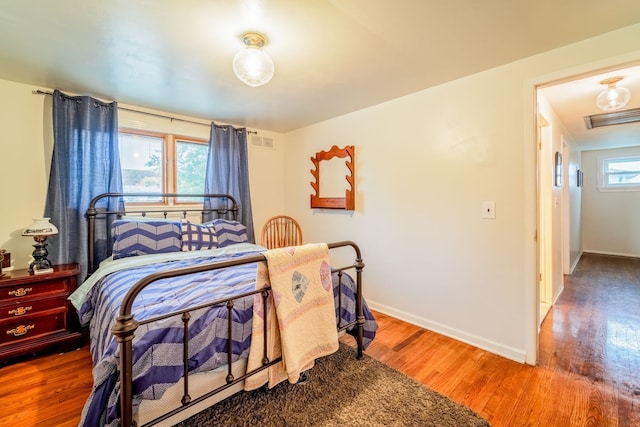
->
xmin=72 ymin=192 xmax=378 ymax=427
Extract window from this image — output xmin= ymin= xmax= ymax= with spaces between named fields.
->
xmin=119 ymin=129 xmax=208 ymax=203
xmin=599 ymin=156 xmax=640 ymax=191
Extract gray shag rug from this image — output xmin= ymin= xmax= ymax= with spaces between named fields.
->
xmin=175 ymin=343 xmax=490 ymax=427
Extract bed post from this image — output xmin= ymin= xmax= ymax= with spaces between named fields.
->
xmin=111 ymin=314 xmax=139 ymax=427
xmin=86 ymin=203 xmax=97 ymax=276
xmin=354 ymin=252 xmax=365 ymax=360
xmin=328 ymin=241 xmax=365 ymax=359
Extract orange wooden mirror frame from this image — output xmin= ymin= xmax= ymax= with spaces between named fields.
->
xmin=310 ymin=145 xmax=355 ymax=210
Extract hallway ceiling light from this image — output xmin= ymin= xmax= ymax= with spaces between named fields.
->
xmin=596 ymin=76 xmax=631 ymax=111
xmin=232 ymin=32 xmax=274 ymax=87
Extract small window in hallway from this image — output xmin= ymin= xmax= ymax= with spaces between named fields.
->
xmin=599 ymin=156 xmax=640 ymax=191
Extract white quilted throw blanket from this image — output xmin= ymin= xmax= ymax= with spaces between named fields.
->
xmin=244 ymin=243 xmax=339 ymax=390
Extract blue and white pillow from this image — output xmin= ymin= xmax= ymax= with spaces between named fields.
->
xmin=111 ymin=219 xmax=182 ymax=259
xmin=207 ymin=219 xmax=248 ymax=248
xmin=181 ymin=220 xmax=217 ymax=251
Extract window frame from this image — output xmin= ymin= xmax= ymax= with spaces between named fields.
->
xmin=119 ymin=128 xmax=209 ymax=205
xmin=598 ymin=155 xmax=640 ymax=192
xmin=173 ymin=135 xmax=210 ymax=203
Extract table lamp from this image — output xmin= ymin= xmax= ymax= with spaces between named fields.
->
xmin=0 ymin=249 xmax=5 ymax=277
xmin=22 ymin=218 xmax=58 ymax=274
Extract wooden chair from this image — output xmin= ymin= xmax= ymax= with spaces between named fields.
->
xmin=260 ymin=215 xmax=303 ymax=249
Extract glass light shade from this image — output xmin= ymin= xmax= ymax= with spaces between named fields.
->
xmin=232 ymin=47 xmax=274 ymax=87
xmin=596 ymin=86 xmax=631 ymax=111
xmin=22 ymin=218 xmax=59 ymax=237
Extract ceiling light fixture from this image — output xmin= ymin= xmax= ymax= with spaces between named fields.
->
xmin=232 ymin=32 xmax=274 ymax=87
xmin=596 ymin=76 xmax=631 ymax=111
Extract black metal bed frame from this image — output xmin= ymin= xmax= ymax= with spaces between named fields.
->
xmin=85 ymin=193 xmax=365 ymax=427
xmin=86 ymin=192 xmax=240 ymax=275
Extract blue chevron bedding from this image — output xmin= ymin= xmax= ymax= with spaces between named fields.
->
xmin=74 ymin=243 xmax=377 ymax=427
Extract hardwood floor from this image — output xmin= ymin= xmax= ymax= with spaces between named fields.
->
xmin=0 ymin=345 xmax=93 ymax=426
xmin=1 ymin=252 xmax=638 ymax=426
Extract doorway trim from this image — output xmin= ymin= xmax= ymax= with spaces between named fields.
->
xmin=537 ymin=114 xmax=553 ymax=324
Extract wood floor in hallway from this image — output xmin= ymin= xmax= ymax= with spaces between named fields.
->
xmin=363 ymin=252 xmax=640 ymax=426
xmin=0 ymin=252 xmax=638 ymax=426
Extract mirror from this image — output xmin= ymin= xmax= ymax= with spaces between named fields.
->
xmin=320 ymin=156 xmax=348 ymax=198
xmin=310 ymin=145 xmax=355 ymax=210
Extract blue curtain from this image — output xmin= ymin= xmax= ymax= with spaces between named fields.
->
xmin=44 ymin=89 xmax=123 ymax=279
xmin=204 ymin=123 xmax=255 ymax=243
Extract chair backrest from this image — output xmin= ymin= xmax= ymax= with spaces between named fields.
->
xmin=260 ymin=215 xmax=303 ymax=249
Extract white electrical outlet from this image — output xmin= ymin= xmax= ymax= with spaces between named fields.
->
xmin=482 ymin=201 xmax=496 ymax=219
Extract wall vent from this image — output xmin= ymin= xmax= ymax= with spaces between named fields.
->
xmin=251 ymin=135 xmax=263 ymax=146
xmin=584 ymin=107 xmax=640 ymax=129
xmin=250 ymin=135 xmax=275 ymax=149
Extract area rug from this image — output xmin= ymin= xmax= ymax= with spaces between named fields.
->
xmin=176 ymin=343 xmax=490 ymax=427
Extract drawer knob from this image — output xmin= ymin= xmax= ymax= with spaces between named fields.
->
xmin=8 ymin=306 xmax=33 ymax=316
xmin=6 ymin=324 xmax=35 ymax=337
xmin=8 ymin=287 xmax=33 ymax=297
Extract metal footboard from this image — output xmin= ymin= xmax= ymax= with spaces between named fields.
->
xmin=111 ymin=241 xmax=365 ymax=427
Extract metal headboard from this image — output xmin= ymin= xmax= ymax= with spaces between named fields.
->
xmin=86 ymin=192 xmax=239 ymax=274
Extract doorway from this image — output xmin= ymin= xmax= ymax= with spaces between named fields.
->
xmin=533 ymin=63 xmax=640 ymax=366
xmin=537 ymin=114 xmax=553 ymax=324
xmin=536 ymin=98 xmax=571 ymax=328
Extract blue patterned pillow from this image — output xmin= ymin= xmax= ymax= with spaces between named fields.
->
xmin=111 ymin=219 xmax=182 ymax=259
xmin=208 ymin=219 xmax=248 ymax=248
xmin=181 ymin=220 xmax=217 ymax=251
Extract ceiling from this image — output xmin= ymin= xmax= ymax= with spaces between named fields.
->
xmin=1 ymin=0 xmax=640 ymax=146
xmin=539 ymin=64 xmax=640 ymax=152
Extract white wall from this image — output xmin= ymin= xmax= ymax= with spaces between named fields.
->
xmin=283 ymin=24 xmax=640 ymax=363
xmin=538 ymin=93 xmax=582 ymax=301
xmin=0 ymin=81 xmax=287 ymax=270
xmin=0 ymin=80 xmax=52 ymax=270
xmin=567 ymin=143 xmax=583 ymax=270
xmin=582 ymin=146 xmax=640 ymax=257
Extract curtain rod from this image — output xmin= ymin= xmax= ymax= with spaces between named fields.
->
xmin=34 ymin=89 xmax=257 ymax=134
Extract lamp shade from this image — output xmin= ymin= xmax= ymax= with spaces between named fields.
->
xmin=233 ymin=47 xmax=274 ymax=87
xmin=232 ymin=32 xmax=274 ymax=88
xmin=22 ymin=218 xmax=59 ymax=237
xmin=596 ymin=77 xmax=631 ymax=111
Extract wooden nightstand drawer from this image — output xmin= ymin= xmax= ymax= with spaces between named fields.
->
xmin=1 ymin=310 xmax=66 ymax=346
xmin=0 ymin=296 xmax=68 ymax=322
xmin=2 ymin=278 xmax=68 ymax=301
xmin=0 ymin=263 xmax=81 ymax=362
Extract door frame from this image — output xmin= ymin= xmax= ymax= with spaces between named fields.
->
xmin=525 ymin=56 xmax=640 ymax=365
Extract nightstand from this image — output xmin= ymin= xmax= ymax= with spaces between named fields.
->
xmin=0 ymin=263 xmax=82 ymax=363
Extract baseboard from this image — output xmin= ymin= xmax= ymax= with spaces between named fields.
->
xmin=569 ymin=251 xmax=583 ymax=274
xmin=582 ymin=249 xmax=640 ymax=259
xmin=367 ymin=300 xmax=527 ymax=364
xmin=553 ymin=284 xmax=564 ymax=305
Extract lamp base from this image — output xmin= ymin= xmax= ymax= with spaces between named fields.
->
xmin=28 ymin=241 xmax=53 ymax=274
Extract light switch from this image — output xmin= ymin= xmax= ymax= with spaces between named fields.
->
xmin=482 ymin=201 xmax=496 ymax=219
